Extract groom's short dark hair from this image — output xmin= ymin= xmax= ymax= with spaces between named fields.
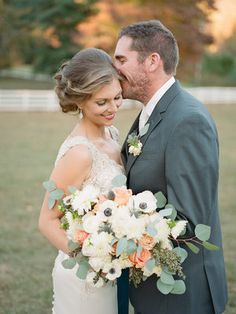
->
xmin=119 ymin=20 xmax=179 ymax=75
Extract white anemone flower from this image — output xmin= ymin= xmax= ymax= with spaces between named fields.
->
xmin=103 ymin=260 xmax=122 ymax=281
xmin=96 ymin=200 xmax=118 ymax=222
xmin=132 ymin=191 xmax=157 ymax=214
xmin=71 ymin=185 xmax=99 ymax=215
xmin=86 ymin=271 xmax=104 ymax=288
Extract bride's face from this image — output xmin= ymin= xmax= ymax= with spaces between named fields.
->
xmin=81 ymin=78 xmax=122 ymax=126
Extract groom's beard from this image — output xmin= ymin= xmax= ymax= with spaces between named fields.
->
xmin=120 ymin=76 xmax=150 ymax=104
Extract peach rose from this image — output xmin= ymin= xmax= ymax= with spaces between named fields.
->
xmin=114 ymin=187 xmax=132 ymax=206
xmin=129 ymin=249 xmax=151 ymax=268
xmin=74 ymin=229 xmax=89 ymax=245
xmin=139 ymin=234 xmax=156 ymax=250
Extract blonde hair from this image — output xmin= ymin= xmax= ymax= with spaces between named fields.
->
xmin=54 ymin=48 xmax=120 ymax=113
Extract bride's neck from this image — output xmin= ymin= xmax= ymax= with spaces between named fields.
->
xmin=72 ymin=119 xmax=106 ymax=141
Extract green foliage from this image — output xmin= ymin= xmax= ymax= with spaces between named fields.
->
xmin=195 ymin=224 xmax=211 ymax=241
xmin=62 ymin=258 xmax=76 ymax=269
xmin=185 ymin=242 xmax=200 ymax=254
xmin=76 ymin=261 xmax=89 ymax=280
xmin=7 ymin=0 xmax=98 ymax=74
xmin=111 ymin=174 xmax=127 ymax=188
xmin=171 ymin=280 xmax=186 ymax=294
xmin=116 ymin=237 xmax=128 ymax=257
xmin=203 ymin=53 xmax=235 ymax=76
xmin=155 ymin=191 xmax=167 ymax=209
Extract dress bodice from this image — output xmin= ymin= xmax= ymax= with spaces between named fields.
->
xmin=54 ymin=127 xmax=124 ymax=193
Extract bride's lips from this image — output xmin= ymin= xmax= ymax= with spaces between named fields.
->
xmin=103 ymin=114 xmax=115 ymax=121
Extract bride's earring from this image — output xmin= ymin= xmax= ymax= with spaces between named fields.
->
xmin=78 ymin=107 xmax=83 ymax=119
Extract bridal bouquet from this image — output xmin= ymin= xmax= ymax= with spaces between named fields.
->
xmin=43 ymin=175 xmax=219 ymax=294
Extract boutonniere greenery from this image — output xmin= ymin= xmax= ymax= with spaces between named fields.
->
xmin=127 ymin=123 xmax=150 ymax=157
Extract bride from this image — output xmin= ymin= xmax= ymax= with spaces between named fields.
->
xmin=38 ymin=48 xmax=123 ymax=314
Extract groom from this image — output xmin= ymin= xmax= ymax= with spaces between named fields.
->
xmin=114 ymin=20 xmax=227 ymax=314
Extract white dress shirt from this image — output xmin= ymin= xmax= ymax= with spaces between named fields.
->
xmin=139 ymin=77 xmax=175 ymax=132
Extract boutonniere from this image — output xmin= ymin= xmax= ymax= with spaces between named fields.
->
xmin=127 ymin=123 xmax=150 ymax=156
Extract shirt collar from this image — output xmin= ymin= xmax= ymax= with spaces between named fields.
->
xmin=143 ymin=77 xmax=175 ymax=117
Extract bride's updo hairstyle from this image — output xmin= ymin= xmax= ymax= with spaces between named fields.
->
xmin=54 ymin=48 xmax=120 ymax=113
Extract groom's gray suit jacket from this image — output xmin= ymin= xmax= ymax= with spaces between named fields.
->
xmin=121 ymin=81 xmax=227 ymax=314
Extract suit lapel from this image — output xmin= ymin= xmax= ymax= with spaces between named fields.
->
xmin=125 ymin=80 xmax=181 ymax=175
xmin=121 ymin=111 xmax=141 ymax=164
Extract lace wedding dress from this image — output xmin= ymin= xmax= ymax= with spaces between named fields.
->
xmin=52 ymin=127 xmax=123 ymax=314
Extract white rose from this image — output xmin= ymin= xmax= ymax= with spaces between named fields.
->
xmin=125 ymin=215 xmax=146 ymax=240
xmin=133 ymin=191 xmax=157 ymax=214
xmin=111 ymin=206 xmax=131 ymax=238
xmin=171 ymin=220 xmax=188 ymax=239
xmin=82 ymin=232 xmax=112 ymax=257
xmin=71 ymin=185 xmax=99 ymax=215
xmin=128 ymin=142 xmax=142 ymax=156
xmin=89 ymin=256 xmax=112 ymax=272
xmin=83 ymin=214 xmax=101 ymax=234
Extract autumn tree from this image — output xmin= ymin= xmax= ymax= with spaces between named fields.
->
xmin=78 ymin=0 xmax=216 ymax=80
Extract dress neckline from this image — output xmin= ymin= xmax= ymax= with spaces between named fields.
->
xmin=65 ymin=134 xmax=123 ymax=170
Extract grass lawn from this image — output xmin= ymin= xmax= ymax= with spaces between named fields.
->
xmin=0 ymin=106 xmax=235 ymax=314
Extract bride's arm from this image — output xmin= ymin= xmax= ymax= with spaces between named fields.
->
xmin=38 ymin=145 xmax=92 ymax=254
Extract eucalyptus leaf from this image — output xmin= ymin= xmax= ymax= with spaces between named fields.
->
xmin=186 ymin=242 xmax=200 ymax=254
xmin=68 ymin=186 xmax=77 ymax=194
xmin=203 ymin=241 xmax=219 ymax=251
xmin=76 ymin=261 xmax=89 ymax=280
xmin=159 ymin=207 xmax=173 ymax=217
xmin=168 ymin=206 xmax=177 ymax=220
xmin=160 ymin=271 xmax=175 ymax=285
xmin=173 ymin=247 xmax=188 ymax=263
xmin=155 ymin=192 xmax=167 ymax=208
xmin=68 ymin=240 xmax=80 ymax=251
xmin=195 ymin=224 xmax=211 ymax=241
xmin=75 ymin=253 xmax=87 ymax=264
xmin=156 ymin=278 xmax=174 ymax=295
xmin=145 ymin=258 xmax=155 ymax=272
xmin=171 ymin=280 xmax=186 ymax=294
xmin=126 ymin=240 xmax=137 ymax=255
xmin=62 ymin=258 xmax=76 ymax=269
xmin=43 ymin=180 xmax=56 ymax=192
xmin=139 ymin=123 xmax=150 ymax=137
xmin=111 ymin=174 xmax=127 ymax=188
xmin=137 ymin=244 xmax=143 ymax=257
xmin=48 ymin=196 xmax=56 ymax=209
xmin=146 ymin=223 xmax=157 ymax=237
xmin=116 ymin=237 xmax=127 ymax=257
xmin=50 ymin=188 xmax=64 ymax=200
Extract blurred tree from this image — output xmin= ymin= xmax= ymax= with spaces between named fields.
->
xmin=200 ymin=29 xmax=236 ymax=85
xmin=13 ymin=0 xmax=98 ymax=74
xmin=0 ymin=0 xmax=27 ymax=68
xmin=78 ymin=0 xmax=216 ymax=80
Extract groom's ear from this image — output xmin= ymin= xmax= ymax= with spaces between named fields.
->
xmin=146 ymin=53 xmax=161 ymax=72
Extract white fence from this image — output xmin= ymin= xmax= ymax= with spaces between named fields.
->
xmin=0 ymin=87 xmax=236 ymax=112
